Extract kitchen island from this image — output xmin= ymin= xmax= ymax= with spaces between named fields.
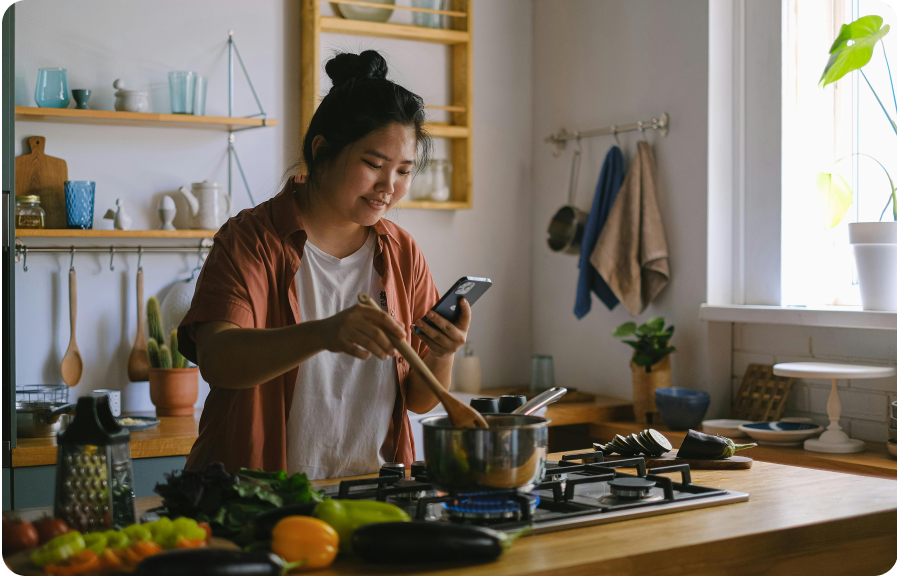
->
xmin=11 ymin=454 xmax=897 ymax=576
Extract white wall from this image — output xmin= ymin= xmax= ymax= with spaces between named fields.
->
xmin=13 ymin=0 xmax=534 ymax=411
xmin=530 ymin=0 xmax=732 ymax=416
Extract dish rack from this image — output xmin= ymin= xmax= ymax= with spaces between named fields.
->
xmin=16 ymin=384 xmax=69 ymax=405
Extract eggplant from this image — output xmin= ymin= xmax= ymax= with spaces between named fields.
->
xmin=352 ymin=522 xmax=529 ymax=564
xmin=676 ymin=429 xmax=756 ymax=459
xmin=134 ymin=549 xmax=301 ymax=576
xmin=238 ymin=501 xmax=318 ymax=544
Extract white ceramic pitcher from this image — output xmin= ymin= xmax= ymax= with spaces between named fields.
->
xmin=178 ymin=181 xmax=232 ymax=230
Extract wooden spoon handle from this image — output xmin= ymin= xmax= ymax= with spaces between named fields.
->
xmin=135 ymin=268 xmax=145 ymax=337
xmin=69 ymin=268 xmax=77 ymax=337
xmin=356 ymin=292 xmax=448 ymax=401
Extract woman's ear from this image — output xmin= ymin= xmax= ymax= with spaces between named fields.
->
xmin=311 ymin=135 xmax=327 ymax=160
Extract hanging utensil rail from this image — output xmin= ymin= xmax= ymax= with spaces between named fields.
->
xmin=14 ymin=239 xmax=212 ymax=272
xmin=545 ymin=112 xmax=669 ymax=155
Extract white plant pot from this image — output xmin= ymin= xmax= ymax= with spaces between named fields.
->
xmin=849 ymin=222 xmax=897 ymax=311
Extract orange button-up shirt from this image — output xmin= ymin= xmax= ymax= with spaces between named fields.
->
xmin=177 ymin=176 xmax=439 ymax=474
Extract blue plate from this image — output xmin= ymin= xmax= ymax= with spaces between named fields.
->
xmin=742 ymin=422 xmax=818 ymax=432
xmin=738 ymin=421 xmax=824 ymax=446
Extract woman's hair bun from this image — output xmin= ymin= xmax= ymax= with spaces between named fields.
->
xmin=325 ymin=50 xmax=389 ymax=87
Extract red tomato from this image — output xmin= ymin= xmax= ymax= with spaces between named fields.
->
xmin=32 ymin=516 xmax=70 ymax=545
xmin=2 ymin=516 xmax=39 ymax=556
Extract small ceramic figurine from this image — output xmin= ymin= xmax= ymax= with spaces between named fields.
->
xmin=103 ymin=198 xmax=133 ymax=231
xmin=113 ymin=79 xmax=149 ymax=113
xmin=158 ymin=195 xmax=177 ymax=230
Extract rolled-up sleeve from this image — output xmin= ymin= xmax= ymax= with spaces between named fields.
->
xmin=177 ymin=229 xmax=260 ymax=364
xmin=409 ymin=244 xmax=440 ymax=359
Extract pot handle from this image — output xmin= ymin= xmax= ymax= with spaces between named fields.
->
xmin=566 ymin=149 xmax=581 ymax=206
xmin=41 ymin=403 xmax=78 ymax=424
xmin=512 ymin=387 xmax=567 ymax=416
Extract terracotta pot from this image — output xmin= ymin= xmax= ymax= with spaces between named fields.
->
xmin=148 ymin=367 xmax=198 ymax=416
xmin=630 ymin=355 xmax=672 ymax=425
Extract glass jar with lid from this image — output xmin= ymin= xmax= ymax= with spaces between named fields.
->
xmin=15 ymin=195 xmax=46 ymax=229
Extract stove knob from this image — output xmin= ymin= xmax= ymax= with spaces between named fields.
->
xmin=498 ymin=395 xmax=527 ymax=413
xmin=410 ymin=461 xmax=427 ymax=479
xmin=379 ymin=462 xmax=405 ymax=478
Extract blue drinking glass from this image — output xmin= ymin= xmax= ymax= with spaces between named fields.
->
xmin=168 ymin=71 xmax=196 ymax=114
xmin=64 ymin=181 xmax=95 ymax=229
xmin=35 ymin=68 xmax=71 ymax=108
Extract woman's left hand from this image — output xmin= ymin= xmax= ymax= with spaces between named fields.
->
xmin=413 ymin=298 xmax=471 ymax=360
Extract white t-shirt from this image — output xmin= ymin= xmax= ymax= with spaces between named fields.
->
xmin=286 ymin=231 xmax=399 ymax=480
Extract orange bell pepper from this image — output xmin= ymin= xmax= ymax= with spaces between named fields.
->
xmin=98 ymin=548 xmax=122 ymax=572
xmin=44 ymin=549 xmax=100 ymax=575
xmin=197 ymin=522 xmax=212 ymax=542
xmin=176 ymin=538 xmax=207 ymax=549
xmin=271 ymin=516 xmax=338 ymax=570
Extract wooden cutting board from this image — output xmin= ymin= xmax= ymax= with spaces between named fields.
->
xmin=601 ymin=450 xmax=753 ymax=470
xmin=4 ymin=537 xmax=239 ymax=575
xmin=15 ymin=136 xmax=68 ymax=229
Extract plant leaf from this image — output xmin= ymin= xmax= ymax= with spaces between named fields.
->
xmin=644 ymin=317 xmax=665 ymax=333
xmin=816 ymin=172 xmax=854 ymax=229
xmin=613 ymin=322 xmax=637 ymax=338
xmin=632 ymin=354 xmax=654 ymax=368
xmin=820 ymin=16 xmax=889 ymax=87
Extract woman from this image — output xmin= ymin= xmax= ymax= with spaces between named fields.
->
xmin=177 ymin=50 xmax=472 ymax=479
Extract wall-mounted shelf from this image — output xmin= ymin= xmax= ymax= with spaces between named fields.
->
xmin=320 ymin=16 xmax=470 ymax=44
xmin=15 ymin=106 xmax=277 ymax=131
xmin=303 ymin=0 xmax=473 ymax=210
xmin=15 ymin=229 xmax=217 ymax=239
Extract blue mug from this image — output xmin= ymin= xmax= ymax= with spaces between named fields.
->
xmin=35 ymin=68 xmax=70 ymax=108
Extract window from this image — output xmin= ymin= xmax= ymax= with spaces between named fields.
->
xmin=782 ymin=0 xmax=897 ymax=307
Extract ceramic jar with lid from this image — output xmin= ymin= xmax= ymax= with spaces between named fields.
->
xmin=15 ymin=195 xmax=45 ymax=229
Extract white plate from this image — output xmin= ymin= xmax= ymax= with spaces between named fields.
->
xmin=738 ymin=421 xmax=824 ymax=447
xmin=701 ymin=419 xmax=753 ymax=437
xmin=888 ymin=441 xmax=897 ymax=459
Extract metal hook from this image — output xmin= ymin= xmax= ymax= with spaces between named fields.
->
xmin=109 ymin=246 xmax=115 ymax=271
xmin=611 ymin=125 xmax=621 ymax=147
xmin=22 ymin=246 xmax=28 ymax=272
xmin=137 ymin=246 xmax=143 ymax=271
xmin=69 ymin=247 xmax=76 ymax=271
xmin=572 ymin=132 xmax=583 ymax=154
xmin=637 ymin=121 xmax=647 ymax=142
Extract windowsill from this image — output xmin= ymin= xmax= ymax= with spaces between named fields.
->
xmin=699 ymin=304 xmax=897 ymax=330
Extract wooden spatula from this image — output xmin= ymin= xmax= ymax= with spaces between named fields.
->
xmin=61 ymin=267 xmax=83 ymax=386
xmin=357 ymin=292 xmax=488 ymax=429
xmin=127 ymin=266 xmax=150 ymax=381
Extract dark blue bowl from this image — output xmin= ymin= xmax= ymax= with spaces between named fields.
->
xmin=654 ymin=387 xmax=711 ymax=431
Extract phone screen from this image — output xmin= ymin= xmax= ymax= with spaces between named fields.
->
xmin=414 ymin=277 xmax=492 ymax=334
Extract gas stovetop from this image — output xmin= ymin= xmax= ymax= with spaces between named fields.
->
xmin=316 ymin=449 xmax=749 ymax=534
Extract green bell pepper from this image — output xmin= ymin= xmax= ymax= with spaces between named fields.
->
xmin=122 ymin=523 xmax=152 ymax=544
xmin=30 ymin=531 xmax=86 ymax=567
xmin=83 ymin=532 xmax=108 ymax=555
xmin=104 ymin=530 xmax=130 ymax=550
xmin=313 ymin=499 xmax=410 ymax=554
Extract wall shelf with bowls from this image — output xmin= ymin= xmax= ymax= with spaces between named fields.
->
xmin=15 ymin=106 xmax=277 ymax=131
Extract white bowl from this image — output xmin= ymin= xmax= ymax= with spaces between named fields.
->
xmin=889 ymin=426 xmax=897 ymax=442
xmin=888 ymin=441 xmax=897 ymax=459
xmin=738 ymin=422 xmax=825 ymax=447
xmin=701 ymin=419 xmax=753 ymax=437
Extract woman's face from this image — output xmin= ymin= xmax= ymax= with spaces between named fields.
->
xmin=314 ymin=123 xmax=417 ymax=226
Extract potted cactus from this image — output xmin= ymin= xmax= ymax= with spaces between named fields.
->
xmin=146 ymin=296 xmax=198 ymax=416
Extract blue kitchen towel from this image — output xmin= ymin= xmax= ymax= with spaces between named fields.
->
xmin=574 ymin=145 xmax=625 ymax=318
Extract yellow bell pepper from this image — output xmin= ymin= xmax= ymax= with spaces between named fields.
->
xmin=271 ymin=516 xmax=338 ymax=570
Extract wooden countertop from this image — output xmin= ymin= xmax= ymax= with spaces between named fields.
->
xmin=14 ymin=454 xmax=896 ymax=576
xmin=590 ymin=421 xmax=897 ymax=480
xmin=11 ymin=412 xmax=199 ymax=467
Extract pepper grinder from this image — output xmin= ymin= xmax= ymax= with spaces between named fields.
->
xmin=54 ymin=395 xmax=135 ymax=530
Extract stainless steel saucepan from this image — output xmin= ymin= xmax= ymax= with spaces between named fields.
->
xmin=16 ymin=402 xmax=77 ymax=438
xmin=422 ymin=387 xmax=567 ymax=493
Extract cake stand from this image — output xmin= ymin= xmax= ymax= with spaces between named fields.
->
xmin=773 ymin=362 xmax=896 ymax=453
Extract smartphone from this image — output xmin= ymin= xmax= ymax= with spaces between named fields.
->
xmin=413 ymin=277 xmax=492 ymax=335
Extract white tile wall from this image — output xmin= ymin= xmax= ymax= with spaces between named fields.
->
xmin=732 ymin=323 xmax=897 ymax=443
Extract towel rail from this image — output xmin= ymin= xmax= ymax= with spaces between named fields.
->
xmin=545 ymin=112 xmax=669 ymax=155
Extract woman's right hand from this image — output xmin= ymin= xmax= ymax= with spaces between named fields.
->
xmin=319 ymin=304 xmax=405 ymax=360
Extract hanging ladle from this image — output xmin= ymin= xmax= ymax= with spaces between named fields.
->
xmin=60 ymin=249 xmax=83 ymax=387
xmin=546 ymin=139 xmax=587 ymax=254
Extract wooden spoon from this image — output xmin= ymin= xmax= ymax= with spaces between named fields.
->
xmin=357 ymin=292 xmax=488 ymax=429
xmin=127 ymin=266 xmax=150 ymax=381
xmin=61 ymin=267 xmax=83 ymax=387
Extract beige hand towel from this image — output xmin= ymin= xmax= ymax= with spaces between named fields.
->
xmin=590 ymin=140 xmax=670 ymax=315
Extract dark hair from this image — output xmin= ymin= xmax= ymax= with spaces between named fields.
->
xmin=300 ymin=50 xmax=431 ymax=186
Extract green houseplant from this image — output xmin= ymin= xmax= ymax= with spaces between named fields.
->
xmin=817 ymin=15 xmax=897 ymax=311
xmin=146 ymin=296 xmax=198 ymax=416
xmin=613 ymin=318 xmax=675 ymax=424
